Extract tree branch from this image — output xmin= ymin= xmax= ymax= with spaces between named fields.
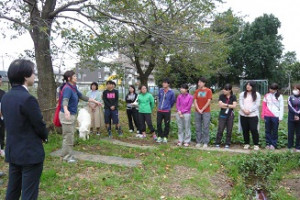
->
xmin=55 ymin=15 xmax=100 ymax=36
xmin=0 ymin=15 xmax=30 ymax=30
xmin=49 ymin=0 xmax=88 ymax=18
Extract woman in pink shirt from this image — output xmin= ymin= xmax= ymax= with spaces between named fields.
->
xmin=176 ymin=84 xmax=194 ymax=147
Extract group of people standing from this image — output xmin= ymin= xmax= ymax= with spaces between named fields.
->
xmin=126 ymin=77 xmax=300 ymax=152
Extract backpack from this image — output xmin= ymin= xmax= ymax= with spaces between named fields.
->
xmin=53 ymin=84 xmax=76 ymax=127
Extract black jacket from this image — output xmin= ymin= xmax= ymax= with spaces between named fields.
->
xmin=1 ymin=85 xmax=48 ymax=165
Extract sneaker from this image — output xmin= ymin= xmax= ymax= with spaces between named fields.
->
xmin=67 ymin=157 xmax=77 ymax=163
xmin=225 ymin=145 xmax=230 ymax=149
xmin=244 ymin=144 xmax=250 ymax=150
xmin=96 ymin=132 xmax=101 ymax=136
xmin=0 ymin=150 xmax=5 ymax=157
xmin=140 ymin=134 xmax=146 ymax=138
xmin=195 ymin=143 xmax=201 ymax=148
xmin=108 ymin=130 xmax=112 ymax=138
xmin=129 ymin=129 xmax=133 ymax=133
xmin=183 ymin=143 xmax=189 ymax=147
xmin=265 ymin=145 xmax=270 ymax=150
xmin=162 ymin=137 xmax=168 ymax=143
xmin=269 ymin=145 xmax=275 ymax=150
xmin=118 ymin=130 xmax=123 ymax=136
xmin=137 ymin=130 xmax=140 ymax=134
xmin=203 ymin=144 xmax=208 ymax=148
xmin=0 ymin=171 xmax=4 ymax=177
xmin=153 ymin=134 xmax=157 ymax=141
xmin=156 ymin=137 xmax=162 ymax=143
xmin=135 ymin=134 xmax=140 ymax=137
xmin=215 ymin=144 xmax=220 ymax=148
xmin=177 ymin=141 xmax=182 ymax=146
xmin=253 ymin=145 xmax=260 ymax=151
xmin=295 ymin=149 xmax=300 ymax=153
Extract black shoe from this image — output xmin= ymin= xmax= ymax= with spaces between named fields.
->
xmin=108 ymin=130 xmax=112 ymax=138
xmin=96 ymin=132 xmax=100 ymax=136
xmin=118 ymin=130 xmax=123 ymax=136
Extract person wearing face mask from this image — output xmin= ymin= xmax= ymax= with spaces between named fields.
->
xmin=287 ymin=84 xmax=300 ymax=152
xmin=261 ymin=83 xmax=284 ymax=150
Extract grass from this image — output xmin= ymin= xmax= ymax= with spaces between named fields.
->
xmin=0 ymin=92 xmax=299 ymax=199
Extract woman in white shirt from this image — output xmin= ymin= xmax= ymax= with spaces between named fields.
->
xmin=239 ymin=81 xmax=261 ymax=150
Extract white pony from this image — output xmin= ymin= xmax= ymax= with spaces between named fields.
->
xmin=77 ymin=107 xmax=91 ymax=140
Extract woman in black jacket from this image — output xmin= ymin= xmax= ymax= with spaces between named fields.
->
xmin=126 ymin=85 xmax=139 ymax=134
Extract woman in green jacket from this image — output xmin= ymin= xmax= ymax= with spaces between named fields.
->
xmin=137 ymin=85 xmax=157 ymax=139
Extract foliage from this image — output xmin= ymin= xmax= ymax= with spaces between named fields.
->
xmin=76 ymin=0 xmax=226 ymax=86
xmin=230 ymin=14 xmax=283 ymax=82
xmin=226 ymin=152 xmax=300 ymax=199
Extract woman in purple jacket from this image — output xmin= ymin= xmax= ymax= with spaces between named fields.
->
xmin=176 ymin=84 xmax=194 ymax=147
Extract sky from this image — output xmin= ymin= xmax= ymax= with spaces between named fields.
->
xmin=0 ymin=0 xmax=300 ymax=71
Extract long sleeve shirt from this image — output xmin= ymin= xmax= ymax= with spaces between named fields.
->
xmin=288 ymin=95 xmax=300 ymax=121
xmin=102 ymin=89 xmax=119 ymax=109
xmin=239 ymin=92 xmax=261 ymax=117
xmin=176 ymin=93 xmax=193 ymax=114
xmin=261 ymin=93 xmax=284 ymax=120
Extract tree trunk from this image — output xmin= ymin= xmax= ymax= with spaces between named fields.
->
xmin=30 ymin=21 xmax=56 ymax=128
xmin=139 ymin=74 xmax=148 ymax=86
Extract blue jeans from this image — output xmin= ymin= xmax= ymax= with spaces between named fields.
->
xmin=265 ymin=116 xmax=279 ymax=147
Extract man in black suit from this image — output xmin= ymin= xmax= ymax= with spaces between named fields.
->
xmin=1 ymin=59 xmax=48 ymax=200
xmin=0 ymin=74 xmax=6 ymax=156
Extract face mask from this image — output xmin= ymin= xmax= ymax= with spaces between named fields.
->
xmin=293 ymin=90 xmax=300 ymax=96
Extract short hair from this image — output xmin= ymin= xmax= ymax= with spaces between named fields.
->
xmin=139 ymin=84 xmax=148 ymax=91
xmin=198 ymin=77 xmax=207 ymax=84
xmin=106 ymin=80 xmax=114 ymax=85
xmin=163 ymin=78 xmax=170 ymax=84
xmin=63 ymin=70 xmax=75 ymax=82
xmin=8 ymin=59 xmax=34 ymax=85
xmin=90 ymin=82 xmax=98 ymax=90
xmin=294 ymin=84 xmax=300 ymax=91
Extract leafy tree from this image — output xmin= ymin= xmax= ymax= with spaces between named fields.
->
xmin=78 ymin=0 xmax=225 ymax=86
xmin=231 ymin=14 xmax=283 ymax=81
xmin=0 ymin=0 xmax=142 ymax=124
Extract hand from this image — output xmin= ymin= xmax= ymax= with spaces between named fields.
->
xmin=294 ymin=116 xmax=299 ymax=121
xmin=244 ymin=109 xmax=250 ymax=115
xmin=199 ymin=109 xmax=203 ymax=114
xmin=65 ymin=110 xmax=71 ymax=120
xmin=92 ymin=108 xmax=96 ymax=113
xmin=180 ymin=114 xmax=184 ymax=118
xmin=95 ymin=100 xmax=102 ymax=107
xmin=178 ymin=111 xmax=182 ymax=115
xmin=111 ymin=106 xmax=115 ymax=110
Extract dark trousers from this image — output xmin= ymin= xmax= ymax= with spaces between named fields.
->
xmin=0 ymin=120 xmax=5 ymax=149
xmin=157 ymin=111 xmax=171 ymax=138
xmin=6 ymin=162 xmax=43 ymax=200
xmin=139 ymin=113 xmax=155 ymax=133
xmin=216 ymin=115 xmax=234 ymax=145
xmin=240 ymin=116 xmax=259 ymax=145
xmin=265 ymin=116 xmax=279 ymax=147
xmin=126 ymin=108 xmax=139 ymax=131
xmin=288 ymin=121 xmax=300 ymax=149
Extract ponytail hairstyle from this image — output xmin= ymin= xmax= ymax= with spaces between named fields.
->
xmin=60 ymin=70 xmax=75 ymax=90
xmin=127 ymin=85 xmax=136 ymax=95
xmin=270 ymin=83 xmax=280 ymax=100
xmin=224 ymin=83 xmax=233 ymax=96
xmin=244 ymin=81 xmax=257 ymax=101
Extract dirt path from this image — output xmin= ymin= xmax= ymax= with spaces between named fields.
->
xmin=50 ymin=149 xmax=142 ymax=167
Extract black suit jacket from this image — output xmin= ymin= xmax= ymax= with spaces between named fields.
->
xmin=1 ymin=85 xmax=48 ymax=165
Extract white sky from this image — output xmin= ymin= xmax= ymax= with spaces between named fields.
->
xmin=0 ymin=0 xmax=299 ymax=71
